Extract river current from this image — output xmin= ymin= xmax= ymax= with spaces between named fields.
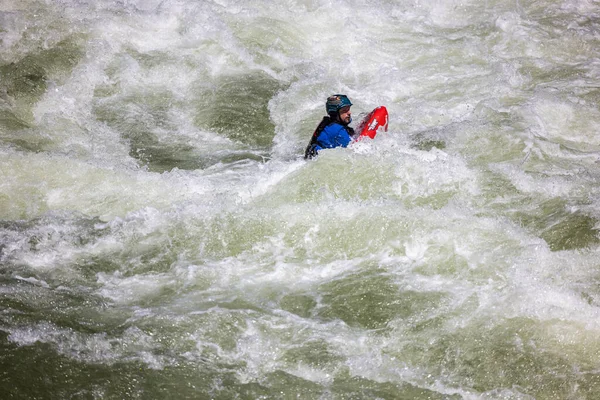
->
xmin=1 ymin=0 xmax=600 ymax=398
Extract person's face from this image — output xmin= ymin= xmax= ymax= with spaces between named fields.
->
xmin=339 ymin=106 xmax=351 ymax=124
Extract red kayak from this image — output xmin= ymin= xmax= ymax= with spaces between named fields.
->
xmin=356 ymin=106 xmax=389 ymax=139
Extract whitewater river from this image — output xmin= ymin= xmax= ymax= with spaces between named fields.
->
xmin=1 ymin=0 xmax=600 ymax=398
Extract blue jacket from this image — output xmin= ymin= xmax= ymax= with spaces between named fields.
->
xmin=304 ymin=117 xmax=355 ymax=159
xmin=314 ymin=122 xmax=352 ymax=151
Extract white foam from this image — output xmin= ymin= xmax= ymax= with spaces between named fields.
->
xmin=2 ymin=0 xmax=600 ymax=396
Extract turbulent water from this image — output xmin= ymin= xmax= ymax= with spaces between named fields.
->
xmin=1 ymin=0 xmax=600 ymax=398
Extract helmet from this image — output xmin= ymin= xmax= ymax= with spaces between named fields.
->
xmin=326 ymin=94 xmax=352 ymax=114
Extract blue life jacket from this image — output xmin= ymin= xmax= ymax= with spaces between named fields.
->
xmin=304 ymin=117 xmax=355 ymax=159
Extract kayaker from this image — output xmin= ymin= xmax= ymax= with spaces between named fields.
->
xmin=304 ymin=94 xmax=356 ymax=159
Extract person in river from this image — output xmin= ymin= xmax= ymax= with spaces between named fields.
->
xmin=304 ymin=94 xmax=356 ymax=159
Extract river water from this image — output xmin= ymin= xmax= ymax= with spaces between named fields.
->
xmin=1 ymin=0 xmax=600 ymax=398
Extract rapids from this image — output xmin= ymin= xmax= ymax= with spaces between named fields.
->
xmin=1 ymin=0 xmax=600 ymax=398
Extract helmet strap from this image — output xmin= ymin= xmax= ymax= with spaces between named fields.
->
xmin=331 ymin=111 xmax=351 ymax=126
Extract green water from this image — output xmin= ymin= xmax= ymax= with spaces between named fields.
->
xmin=1 ymin=0 xmax=600 ymax=399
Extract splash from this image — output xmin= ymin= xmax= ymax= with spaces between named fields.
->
xmin=1 ymin=0 xmax=600 ymax=398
